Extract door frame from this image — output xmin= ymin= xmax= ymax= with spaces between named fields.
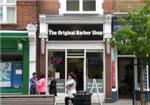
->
xmin=65 ymin=49 xmax=86 ymax=91
xmin=117 ymin=55 xmax=136 ymax=99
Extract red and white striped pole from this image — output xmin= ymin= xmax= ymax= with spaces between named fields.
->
xmin=40 ymin=37 xmax=45 ymax=55
xmin=106 ymin=38 xmax=111 ymax=55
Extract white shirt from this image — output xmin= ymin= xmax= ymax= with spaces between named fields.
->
xmin=65 ymin=79 xmax=77 ymax=98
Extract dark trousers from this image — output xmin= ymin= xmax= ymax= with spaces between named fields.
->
xmin=65 ymin=97 xmax=74 ymax=105
xmin=40 ymin=92 xmax=46 ymax=94
xmin=30 ymin=87 xmax=36 ymax=94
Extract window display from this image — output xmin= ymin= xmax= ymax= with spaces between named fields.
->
xmin=86 ymin=50 xmax=104 ymax=92
xmin=48 ymin=50 xmax=65 ymax=93
xmin=0 ymin=63 xmax=11 ymax=87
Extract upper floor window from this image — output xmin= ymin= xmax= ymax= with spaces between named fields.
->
xmin=59 ymin=0 xmax=103 ymax=14
xmin=0 ymin=0 xmax=16 ymax=24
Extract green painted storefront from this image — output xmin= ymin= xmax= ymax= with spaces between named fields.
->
xmin=0 ymin=31 xmax=29 ymax=94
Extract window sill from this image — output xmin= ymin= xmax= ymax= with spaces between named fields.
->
xmin=0 ymin=23 xmax=17 ymax=25
xmin=59 ymin=10 xmax=104 ymax=15
xmin=63 ymin=12 xmax=100 ymax=14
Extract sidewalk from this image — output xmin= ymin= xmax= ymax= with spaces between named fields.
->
xmin=97 ymin=99 xmax=132 ymax=105
xmin=56 ymin=99 xmax=133 ymax=105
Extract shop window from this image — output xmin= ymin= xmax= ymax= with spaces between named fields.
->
xmin=0 ymin=54 xmax=23 ymax=88
xmin=48 ymin=50 xmax=65 ymax=93
xmin=0 ymin=0 xmax=16 ymax=24
xmin=86 ymin=50 xmax=104 ymax=92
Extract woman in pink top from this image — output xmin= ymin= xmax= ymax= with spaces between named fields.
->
xmin=36 ymin=74 xmax=46 ymax=94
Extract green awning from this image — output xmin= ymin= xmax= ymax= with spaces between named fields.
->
xmin=0 ymin=31 xmax=29 ymax=53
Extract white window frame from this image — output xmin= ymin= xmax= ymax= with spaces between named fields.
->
xmin=59 ymin=0 xmax=104 ymax=15
xmin=0 ymin=0 xmax=16 ymax=24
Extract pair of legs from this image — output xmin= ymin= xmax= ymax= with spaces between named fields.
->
xmin=65 ymin=97 xmax=74 ymax=105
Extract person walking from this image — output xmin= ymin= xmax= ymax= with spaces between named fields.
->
xmin=30 ymin=72 xmax=38 ymax=94
xmin=65 ymin=72 xmax=77 ymax=105
xmin=48 ymin=74 xmax=57 ymax=96
xmin=36 ymin=74 xmax=46 ymax=94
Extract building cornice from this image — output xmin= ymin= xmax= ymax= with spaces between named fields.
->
xmin=39 ymin=14 xmax=112 ymax=24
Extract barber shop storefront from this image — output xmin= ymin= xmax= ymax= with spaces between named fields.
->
xmin=39 ymin=15 xmax=112 ymax=102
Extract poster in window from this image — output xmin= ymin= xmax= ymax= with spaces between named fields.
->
xmin=0 ymin=62 xmax=11 ymax=87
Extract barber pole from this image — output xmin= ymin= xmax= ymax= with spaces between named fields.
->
xmin=106 ymin=39 xmax=111 ymax=55
xmin=41 ymin=38 xmax=45 ymax=55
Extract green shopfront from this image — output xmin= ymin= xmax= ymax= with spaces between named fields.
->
xmin=0 ymin=31 xmax=29 ymax=94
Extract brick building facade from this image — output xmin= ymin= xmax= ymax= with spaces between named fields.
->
xmin=0 ymin=0 xmax=145 ymax=103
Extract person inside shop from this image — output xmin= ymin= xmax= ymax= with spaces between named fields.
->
xmin=75 ymin=69 xmax=83 ymax=91
xmin=36 ymin=74 xmax=46 ymax=94
xmin=48 ymin=74 xmax=57 ymax=96
xmin=65 ymin=72 xmax=77 ymax=105
xmin=30 ymin=72 xmax=38 ymax=94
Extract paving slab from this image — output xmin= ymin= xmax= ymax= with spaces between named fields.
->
xmin=56 ymin=99 xmax=133 ymax=105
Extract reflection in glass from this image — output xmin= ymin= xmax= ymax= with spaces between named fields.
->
xmin=87 ymin=51 xmax=103 ymax=79
xmin=86 ymin=50 xmax=103 ymax=92
xmin=48 ymin=50 xmax=65 ymax=93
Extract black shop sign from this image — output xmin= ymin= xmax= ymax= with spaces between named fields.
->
xmin=48 ymin=24 xmax=103 ymax=40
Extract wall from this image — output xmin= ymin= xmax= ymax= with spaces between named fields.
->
xmin=40 ymin=0 xmax=59 ymax=14
xmin=1 ymin=0 xmax=38 ymax=30
xmin=103 ymin=0 xmax=144 ymax=13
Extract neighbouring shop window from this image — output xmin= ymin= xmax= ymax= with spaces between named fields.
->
xmin=48 ymin=50 xmax=65 ymax=93
xmin=0 ymin=0 xmax=16 ymax=23
xmin=0 ymin=54 xmax=23 ymax=88
xmin=86 ymin=50 xmax=104 ymax=92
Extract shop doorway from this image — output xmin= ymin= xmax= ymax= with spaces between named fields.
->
xmin=67 ymin=58 xmax=84 ymax=91
xmin=118 ymin=57 xmax=134 ymax=99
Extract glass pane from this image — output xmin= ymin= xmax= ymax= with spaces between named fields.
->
xmin=0 ymin=62 xmax=12 ymax=87
xmin=0 ymin=62 xmax=23 ymax=88
xmin=0 ymin=7 xmax=3 ymax=23
xmin=7 ymin=0 xmax=16 ymax=3
xmin=67 ymin=58 xmax=84 ymax=91
xmin=48 ymin=50 xmax=65 ymax=93
xmin=67 ymin=49 xmax=84 ymax=56
xmin=83 ymin=0 xmax=96 ymax=11
xmin=67 ymin=0 xmax=79 ymax=11
xmin=86 ymin=51 xmax=103 ymax=92
xmin=7 ymin=7 xmax=16 ymax=23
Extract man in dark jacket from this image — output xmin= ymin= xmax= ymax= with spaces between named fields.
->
xmin=30 ymin=72 xmax=37 ymax=94
xmin=49 ymin=74 xmax=57 ymax=96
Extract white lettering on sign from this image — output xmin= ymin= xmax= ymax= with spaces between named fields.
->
xmin=92 ymin=30 xmax=103 ymax=35
xmin=58 ymin=30 xmax=75 ymax=36
xmin=49 ymin=29 xmax=103 ymax=36
xmin=76 ymin=30 xmax=91 ymax=35
xmin=49 ymin=29 xmax=57 ymax=35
